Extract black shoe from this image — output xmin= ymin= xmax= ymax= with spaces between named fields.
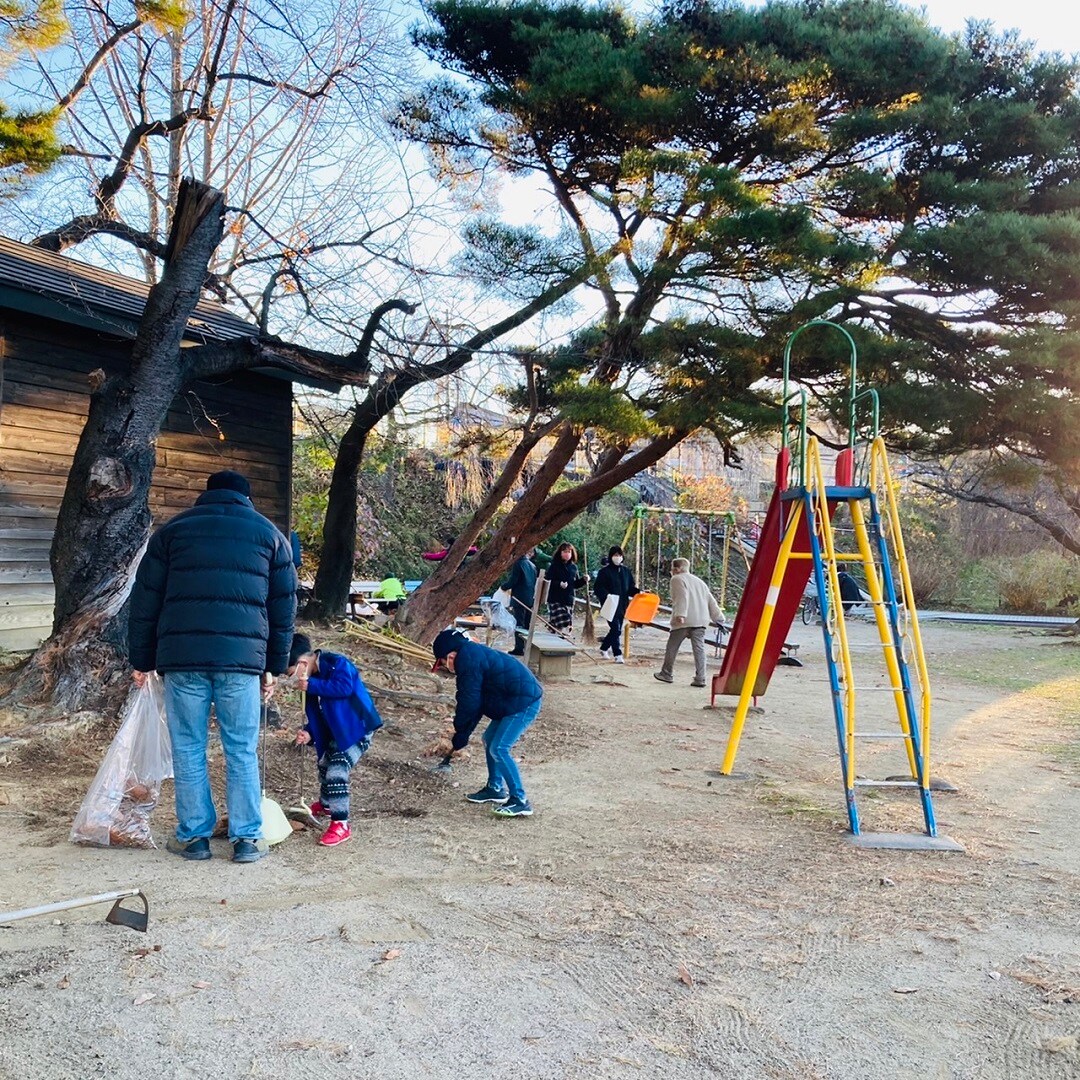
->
xmin=466 ymin=785 xmax=509 ymax=804
xmin=492 ymin=797 xmax=534 ymax=817
xmin=231 ymin=839 xmax=266 ymax=863
xmin=653 ymin=672 xmax=673 ymax=684
xmin=166 ymin=836 xmax=211 ymax=861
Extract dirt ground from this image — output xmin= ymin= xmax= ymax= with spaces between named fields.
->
xmin=0 ymin=616 xmax=1078 ymax=1079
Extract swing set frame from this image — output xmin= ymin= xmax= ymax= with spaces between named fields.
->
xmin=621 ymin=504 xmax=754 ymax=610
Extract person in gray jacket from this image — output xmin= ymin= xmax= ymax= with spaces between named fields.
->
xmin=128 ymin=470 xmax=297 ymax=863
xmin=654 ymin=558 xmax=723 ymax=688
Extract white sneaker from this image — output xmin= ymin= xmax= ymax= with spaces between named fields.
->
xmin=614 ymin=656 xmax=625 ymax=664
xmin=600 ymin=647 xmax=611 ymax=657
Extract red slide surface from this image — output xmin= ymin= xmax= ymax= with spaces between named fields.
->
xmin=714 ymin=448 xmax=852 ymax=700
xmin=714 ymin=488 xmax=812 ymax=699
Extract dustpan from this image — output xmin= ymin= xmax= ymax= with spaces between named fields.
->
xmin=259 ymin=699 xmax=293 ymax=846
xmin=625 ymin=592 xmax=661 ymax=625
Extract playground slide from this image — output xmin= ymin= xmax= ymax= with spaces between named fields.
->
xmin=713 ymin=486 xmax=814 ymax=698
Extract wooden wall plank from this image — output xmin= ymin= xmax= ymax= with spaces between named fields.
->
xmin=0 ymin=582 xmax=54 ymax=604
xmin=0 ymin=603 xmax=55 ymax=630
xmin=0 ymin=625 xmax=49 ymax=651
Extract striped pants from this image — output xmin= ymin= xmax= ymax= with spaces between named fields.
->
xmin=318 ymin=735 xmax=370 ymax=821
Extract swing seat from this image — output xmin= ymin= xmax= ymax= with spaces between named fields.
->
xmin=626 ymin=592 xmax=661 ymax=625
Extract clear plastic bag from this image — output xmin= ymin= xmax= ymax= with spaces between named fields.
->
xmin=485 ymin=598 xmax=517 ymax=634
xmin=71 ymin=674 xmax=173 ymax=849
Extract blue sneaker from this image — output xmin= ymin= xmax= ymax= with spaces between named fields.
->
xmin=492 ymin=797 xmax=533 ymax=817
xmin=466 ymin=786 xmax=509 ymax=804
xmin=231 ymin=839 xmax=266 ymax=863
xmin=166 ymin=836 xmax=211 ymax=861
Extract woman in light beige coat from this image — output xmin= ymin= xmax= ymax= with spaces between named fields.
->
xmin=654 ymin=558 xmax=724 ymax=687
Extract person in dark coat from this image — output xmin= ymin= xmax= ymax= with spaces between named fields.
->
xmin=837 ymin=570 xmax=863 ymax=612
xmin=431 ymin=629 xmax=542 ymax=817
xmin=128 ymin=470 xmax=297 ymax=864
xmin=289 ymin=634 xmax=383 ymax=848
xmin=593 ymin=544 xmax=639 ymax=662
xmin=546 ymin=541 xmax=587 ymax=633
xmin=501 ymin=549 xmax=538 ymax=656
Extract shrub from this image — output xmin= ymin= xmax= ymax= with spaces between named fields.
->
xmin=988 ymin=551 xmax=1080 ymax=615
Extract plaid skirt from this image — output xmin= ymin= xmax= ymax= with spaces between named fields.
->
xmin=547 ymin=602 xmax=573 ymax=633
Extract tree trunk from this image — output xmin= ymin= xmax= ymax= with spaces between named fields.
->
xmin=305 ymin=299 xmax=416 ymax=618
xmin=307 ymin=393 xmax=382 ymax=618
xmin=306 ymin=269 xmax=605 ymax=618
xmin=4 ymin=180 xmax=226 ymax=710
xmin=399 ymin=427 xmax=687 ymax=643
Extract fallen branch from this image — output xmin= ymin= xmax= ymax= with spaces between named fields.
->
xmin=340 ymin=620 xmax=431 ymax=664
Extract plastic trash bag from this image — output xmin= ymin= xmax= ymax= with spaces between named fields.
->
xmin=485 ymin=598 xmax=517 ymax=634
xmin=599 ymin=594 xmax=619 ymax=622
xmin=71 ymin=674 xmax=173 ymax=849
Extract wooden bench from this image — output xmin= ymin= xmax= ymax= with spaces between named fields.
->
xmin=520 ymin=630 xmax=578 ymax=677
xmin=703 ymin=625 xmax=801 ymax=666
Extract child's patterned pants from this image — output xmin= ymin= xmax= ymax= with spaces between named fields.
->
xmin=317 ymin=735 xmax=371 ymax=821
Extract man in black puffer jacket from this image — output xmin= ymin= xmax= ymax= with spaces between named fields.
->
xmin=129 ymin=470 xmax=297 ymax=864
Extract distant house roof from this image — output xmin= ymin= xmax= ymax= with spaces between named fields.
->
xmin=0 ymin=234 xmax=259 ymax=344
xmin=450 ymin=402 xmax=510 ymax=429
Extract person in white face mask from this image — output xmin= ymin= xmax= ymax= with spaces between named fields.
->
xmin=592 ymin=545 xmax=639 ymax=662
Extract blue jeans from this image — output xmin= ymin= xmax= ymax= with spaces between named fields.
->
xmin=163 ymin=672 xmax=262 ymax=843
xmin=483 ymin=699 xmax=541 ymax=802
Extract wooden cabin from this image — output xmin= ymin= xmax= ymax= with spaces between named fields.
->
xmin=0 ymin=236 xmax=318 ymax=651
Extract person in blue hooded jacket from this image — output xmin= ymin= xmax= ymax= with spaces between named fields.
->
xmin=290 ymin=634 xmax=383 ymax=848
xmin=431 ymin=629 xmax=542 ymax=817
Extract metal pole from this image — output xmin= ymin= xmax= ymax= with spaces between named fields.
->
xmin=0 ymin=889 xmax=147 ymax=927
xmin=706 ymin=516 xmax=714 ymax=583
xmin=655 ymin=517 xmax=663 ymax=592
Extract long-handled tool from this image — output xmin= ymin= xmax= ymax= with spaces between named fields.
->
xmin=581 ymin=536 xmax=597 ymax=646
xmin=0 ymin=889 xmax=150 ymax=932
xmin=259 ymin=696 xmax=293 ymax=846
xmin=284 ymin=679 xmax=321 ymax=828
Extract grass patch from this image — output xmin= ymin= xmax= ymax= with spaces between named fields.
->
xmin=1025 ymin=675 xmax=1080 ymax=770
xmin=932 ymin=641 xmax=1080 ymax=692
xmin=756 ymin=785 xmax=838 ymax=819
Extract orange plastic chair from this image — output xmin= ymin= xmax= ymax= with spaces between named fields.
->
xmin=625 ymin=592 xmax=660 ymax=626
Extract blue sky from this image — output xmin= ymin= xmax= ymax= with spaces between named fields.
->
xmin=907 ymin=1 xmax=1080 ymax=53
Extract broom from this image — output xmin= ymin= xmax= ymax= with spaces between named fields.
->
xmin=285 ymin=683 xmax=323 ymax=829
xmin=581 ymin=536 xmax=597 ymax=645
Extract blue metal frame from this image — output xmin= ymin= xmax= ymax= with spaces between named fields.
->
xmin=865 ymin=492 xmax=938 ymax=836
xmin=797 ymin=483 xmax=937 ymax=837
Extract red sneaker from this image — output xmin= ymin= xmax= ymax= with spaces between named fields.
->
xmin=318 ymin=821 xmax=351 ymax=847
xmin=309 ymin=800 xmax=328 ymax=818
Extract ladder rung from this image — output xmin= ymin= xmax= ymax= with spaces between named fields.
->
xmin=854 ymin=779 xmax=919 ymax=788
xmin=852 ymin=732 xmax=910 ymax=739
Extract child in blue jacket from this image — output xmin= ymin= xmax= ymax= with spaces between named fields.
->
xmin=431 ymin=629 xmax=543 ymax=817
xmin=289 ymin=634 xmax=383 ymax=847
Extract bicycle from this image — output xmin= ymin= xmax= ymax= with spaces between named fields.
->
xmin=801 ymin=592 xmax=820 ymax=625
